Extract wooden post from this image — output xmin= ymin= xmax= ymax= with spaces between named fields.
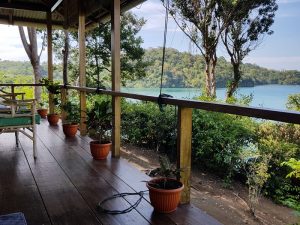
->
xmin=177 ymin=107 xmax=192 ymax=204
xmin=61 ymin=0 xmax=69 ymax=124
xmin=60 ymin=88 xmax=67 ymax=122
xmin=47 ymin=12 xmax=54 ymax=114
xmin=10 ymin=84 xmax=15 ymax=100
xmin=78 ymin=1 xmax=87 ymax=135
xmin=111 ymin=0 xmax=121 ymax=158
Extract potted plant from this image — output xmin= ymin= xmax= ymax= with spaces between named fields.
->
xmin=146 ymin=156 xmax=184 ymax=213
xmin=87 ymin=99 xmax=112 ymax=160
xmin=37 ymin=101 xmax=48 ymax=118
xmin=40 ymin=78 xmax=61 ymax=126
xmin=62 ymin=100 xmax=80 ymax=137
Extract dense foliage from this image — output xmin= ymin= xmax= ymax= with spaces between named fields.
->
xmin=127 ymin=48 xmax=300 ymax=88
xmin=116 ymin=99 xmax=300 ymax=211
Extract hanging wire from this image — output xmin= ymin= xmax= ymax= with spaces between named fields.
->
xmin=158 ymin=0 xmax=173 ymax=112
xmin=159 ymin=0 xmax=169 ymax=96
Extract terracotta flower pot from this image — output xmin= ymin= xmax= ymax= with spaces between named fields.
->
xmin=37 ymin=108 xmax=48 ymax=118
xmin=47 ymin=113 xmax=60 ymax=126
xmin=63 ymin=123 xmax=78 ymax=137
xmin=146 ymin=178 xmax=184 ymax=213
xmin=90 ymin=141 xmax=111 ymax=160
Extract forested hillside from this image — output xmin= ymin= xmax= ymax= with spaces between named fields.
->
xmin=127 ymin=48 xmax=300 ymax=88
xmin=0 ymin=60 xmax=60 ymax=80
xmin=1 ymin=48 xmax=300 ymax=88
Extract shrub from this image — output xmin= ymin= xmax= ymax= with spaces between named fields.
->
xmin=121 ymin=101 xmax=177 ymax=157
xmin=192 ymin=110 xmax=256 ymax=178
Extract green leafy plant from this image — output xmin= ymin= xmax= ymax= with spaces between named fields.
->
xmin=39 ymin=78 xmax=61 ymax=113
xmin=281 ymin=158 xmax=300 ymax=179
xmin=87 ymin=98 xmax=112 ymax=144
xmin=62 ymin=100 xmax=80 ymax=124
xmin=245 ymin=155 xmax=271 ymax=216
xmin=148 ymin=156 xmax=182 ymax=189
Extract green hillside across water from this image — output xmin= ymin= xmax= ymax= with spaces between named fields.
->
xmin=128 ymin=48 xmax=300 ymax=88
xmin=1 ymin=48 xmax=300 ymax=88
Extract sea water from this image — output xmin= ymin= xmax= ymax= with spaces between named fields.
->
xmin=122 ymin=85 xmax=300 ymax=110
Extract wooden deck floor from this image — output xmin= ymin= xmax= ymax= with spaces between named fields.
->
xmin=0 ymin=119 xmax=222 ymax=225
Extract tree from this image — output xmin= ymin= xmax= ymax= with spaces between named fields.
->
xmin=85 ymin=12 xmax=149 ymax=87
xmin=18 ymin=27 xmax=45 ymax=101
xmin=286 ymin=93 xmax=300 ymax=111
xmin=51 ymin=12 xmax=148 ymax=87
xmin=168 ymin=0 xmax=239 ymax=98
xmin=221 ymin=0 xmax=278 ymax=99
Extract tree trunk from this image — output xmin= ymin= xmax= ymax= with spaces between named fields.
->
xmin=205 ymin=57 xmax=212 ymax=97
xmin=226 ymin=62 xmax=241 ymax=99
xmin=210 ymin=53 xmax=217 ymax=98
xmin=33 ymin=62 xmax=42 ymax=101
xmin=18 ymin=26 xmax=43 ymax=102
xmin=204 ymin=55 xmax=217 ymax=98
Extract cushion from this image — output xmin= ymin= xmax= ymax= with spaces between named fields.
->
xmin=0 ymin=114 xmax=40 ymax=127
xmin=0 ymin=212 xmax=27 ymax=225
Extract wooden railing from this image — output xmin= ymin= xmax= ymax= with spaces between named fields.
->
xmin=2 ymin=83 xmax=300 ymax=203
xmin=65 ymin=85 xmax=300 ymax=124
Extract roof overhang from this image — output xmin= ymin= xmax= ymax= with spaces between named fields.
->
xmin=0 ymin=0 xmax=145 ymax=29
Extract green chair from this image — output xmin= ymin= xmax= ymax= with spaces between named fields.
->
xmin=0 ymin=99 xmax=40 ymax=158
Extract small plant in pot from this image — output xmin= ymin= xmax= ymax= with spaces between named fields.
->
xmin=147 ymin=156 xmax=184 ymax=213
xmin=40 ymin=78 xmax=61 ymax=126
xmin=62 ymin=101 xmax=80 ymax=138
xmin=37 ymin=101 xmax=48 ymax=119
xmin=87 ymin=99 xmax=112 ymax=160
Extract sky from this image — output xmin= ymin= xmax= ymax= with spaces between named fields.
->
xmin=0 ymin=0 xmax=299 ymax=71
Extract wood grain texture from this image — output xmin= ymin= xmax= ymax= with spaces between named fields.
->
xmin=111 ymin=0 xmax=121 ymax=157
xmin=177 ymin=107 xmax=193 ymax=204
xmin=0 ymin=120 xmax=222 ymax=225
xmin=78 ymin=2 xmax=87 ymax=135
xmin=47 ymin=12 xmax=54 ymax=115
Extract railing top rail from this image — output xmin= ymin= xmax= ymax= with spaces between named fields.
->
xmin=1 ymin=83 xmax=299 ymax=125
xmin=0 ymin=83 xmax=44 ymax=87
xmin=65 ymin=85 xmax=300 ymax=125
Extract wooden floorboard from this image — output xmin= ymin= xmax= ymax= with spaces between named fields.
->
xmin=0 ymin=141 xmax=51 ymax=225
xmin=45 ymin=123 xmax=175 ymax=225
xmin=20 ymin=132 xmax=102 ymax=225
xmin=47 ymin=121 xmax=222 ymax=225
xmin=0 ymin=120 xmax=223 ymax=225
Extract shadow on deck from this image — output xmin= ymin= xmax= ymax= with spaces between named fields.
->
xmin=0 ymin=119 xmax=222 ymax=225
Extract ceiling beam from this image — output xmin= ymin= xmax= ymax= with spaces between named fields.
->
xmin=0 ymin=2 xmax=49 ymax=12
xmin=0 ymin=16 xmax=62 ymax=28
xmin=51 ymin=0 xmax=63 ymax=12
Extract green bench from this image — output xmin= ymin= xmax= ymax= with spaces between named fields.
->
xmin=0 ymin=99 xmax=40 ymax=158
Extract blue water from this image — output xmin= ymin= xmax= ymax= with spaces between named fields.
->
xmin=122 ymin=85 xmax=300 ymax=110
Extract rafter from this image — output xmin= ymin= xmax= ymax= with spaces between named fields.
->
xmin=51 ymin=0 xmax=63 ymax=12
xmin=0 ymin=2 xmax=49 ymax=12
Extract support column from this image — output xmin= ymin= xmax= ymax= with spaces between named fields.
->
xmin=47 ymin=12 xmax=54 ymax=114
xmin=111 ymin=0 xmax=121 ymax=158
xmin=60 ymin=88 xmax=67 ymax=122
xmin=78 ymin=2 xmax=87 ymax=135
xmin=177 ymin=107 xmax=192 ymax=204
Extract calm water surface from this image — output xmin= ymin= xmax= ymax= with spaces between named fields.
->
xmin=122 ymin=85 xmax=300 ymax=110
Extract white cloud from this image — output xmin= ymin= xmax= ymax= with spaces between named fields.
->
xmin=0 ymin=25 xmax=47 ymax=62
xmin=131 ymin=0 xmax=168 ymax=31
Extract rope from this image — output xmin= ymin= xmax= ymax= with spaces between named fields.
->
xmin=96 ymin=191 xmax=148 ymax=214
